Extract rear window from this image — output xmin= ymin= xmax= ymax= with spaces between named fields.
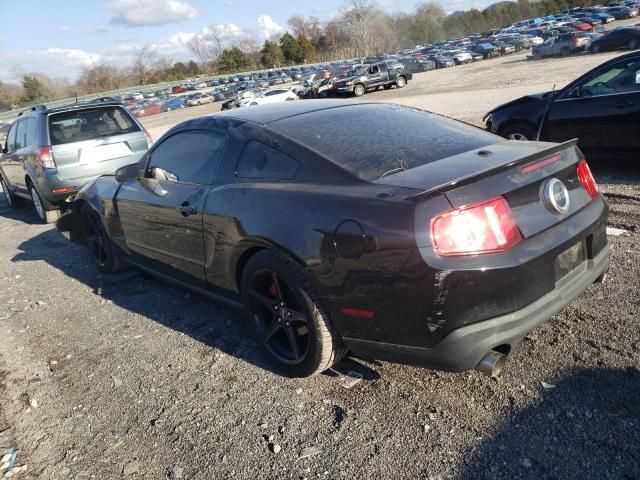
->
xmin=48 ymin=107 xmax=140 ymax=145
xmin=268 ymin=104 xmax=497 ymax=182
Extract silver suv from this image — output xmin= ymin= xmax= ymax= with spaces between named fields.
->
xmin=0 ymin=99 xmax=150 ymax=223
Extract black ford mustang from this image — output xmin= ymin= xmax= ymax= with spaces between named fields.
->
xmin=57 ymin=101 xmax=609 ymax=377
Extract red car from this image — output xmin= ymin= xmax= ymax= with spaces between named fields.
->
xmin=171 ymin=85 xmax=186 ymax=94
xmin=570 ymin=21 xmax=593 ymax=32
xmin=133 ymin=102 xmax=164 ymax=118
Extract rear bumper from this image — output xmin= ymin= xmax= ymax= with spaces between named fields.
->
xmin=343 ymin=244 xmax=609 ymax=372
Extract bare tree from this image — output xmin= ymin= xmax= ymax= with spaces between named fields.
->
xmin=342 ymin=0 xmax=379 ymax=57
xmin=132 ymin=45 xmax=153 ymax=85
xmin=185 ymin=36 xmax=216 ymax=74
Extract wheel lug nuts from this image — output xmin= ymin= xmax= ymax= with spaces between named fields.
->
xmin=274 ymin=305 xmax=279 ymax=310
xmin=288 ymin=312 xmax=292 ymax=317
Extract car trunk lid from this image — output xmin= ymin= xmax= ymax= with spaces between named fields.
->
xmin=376 ymin=139 xmax=593 ymax=239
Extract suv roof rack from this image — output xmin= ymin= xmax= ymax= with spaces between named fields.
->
xmin=17 ymin=104 xmax=47 ymax=116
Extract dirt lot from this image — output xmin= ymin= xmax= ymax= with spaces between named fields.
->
xmin=1 ymin=44 xmax=640 ymax=479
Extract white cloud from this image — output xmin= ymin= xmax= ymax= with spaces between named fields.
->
xmin=85 ymin=25 xmax=109 ymax=34
xmin=202 ymin=23 xmax=241 ymax=42
xmin=0 ymin=48 xmax=101 ymax=82
xmin=225 ymin=0 xmax=235 ymax=6
xmin=256 ymin=15 xmax=284 ymax=41
xmin=59 ymin=25 xmax=72 ymax=32
xmin=108 ymin=0 xmax=198 ymax=27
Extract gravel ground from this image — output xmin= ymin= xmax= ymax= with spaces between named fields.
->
xmin=1 ymin=39 xmax=640 ymax=480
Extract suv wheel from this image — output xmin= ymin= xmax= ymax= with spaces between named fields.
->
xmin=560 ymin=46 xmax=571 ymax=57
xmin=353 ymin=84 xmax=366 ymax=97
xmin=396 ymin=76 xmax=406 ymax=88
xmin=0 ymin=176 xmax=22 ymax=208
xmin=241 ymin=250 xmax=347 ymax=377
xmin=29 ymin=184 xmax=60 ymax=224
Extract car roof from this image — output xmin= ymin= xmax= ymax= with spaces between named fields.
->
xmin=210 ymin=99 xmax=369 ymax=125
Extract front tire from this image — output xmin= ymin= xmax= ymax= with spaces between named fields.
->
xmin=560 ymin=46 xmax=571 ymax=57
xmin=501 ymin=123 xmax=536 ymax=141
xmin=241 ymin=250 xmax=346 ymax=377
xmin=81 ymin=205 xmax=125 ymax=274
xmin=29 ymin=184 xmax=59 ymax=224
xmin=395 ymin=76 xmax=406 ymax=88
xmin=592 ymin=44 xmax=601 ymax=54
xmin=0 ymin=176 xmax=23 ymax=208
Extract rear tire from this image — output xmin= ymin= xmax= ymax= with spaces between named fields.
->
xmin=560 ymin=46 xmax=571 ymax=57
xmin=29 ymin=184 xmax=59 ymax=224
xmin=0 ymin=176 xmax=23 ymax=208
xmin=501 ymin=123 xmax=536 ymax=141
xmin=592 ymin=44 xmax=601 ymax=54
xmin=81 ymin=205 xmax=126 ymax=274
xmin=395 ymin=76 xmax=406 ymax=88
xmin=353 ymin=84 xmax=366 ymax=97
xmin=241 ymin=250 xmax=347 ymax=377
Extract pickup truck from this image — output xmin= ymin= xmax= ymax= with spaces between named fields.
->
xmin=333 ymin=61 xmax=413 ymax=97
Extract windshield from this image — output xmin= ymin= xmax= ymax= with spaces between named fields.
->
xmin=48 ymin=107 xmax=140 ymax=145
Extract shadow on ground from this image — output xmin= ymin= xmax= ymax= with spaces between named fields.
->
xmin=9 ymin=215 xmax=380 ymax=381
xmin=458 ymin=367 xmax=640 ymax=480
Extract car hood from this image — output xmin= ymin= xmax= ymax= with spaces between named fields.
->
xmin=484 ymin=91 xmax=549 ymax=119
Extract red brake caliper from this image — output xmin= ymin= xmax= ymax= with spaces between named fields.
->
xmin=268 ymin=282 xmax=277 ymax=299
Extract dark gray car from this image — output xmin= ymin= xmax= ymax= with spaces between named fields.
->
xmin=0 ymin=99 xmax=150 ymax=223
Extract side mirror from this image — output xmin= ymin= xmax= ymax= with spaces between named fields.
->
xmin=115 ymin=163 xmax=140 ymax=182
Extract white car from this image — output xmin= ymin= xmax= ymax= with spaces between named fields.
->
xmin=444 ymin=50 xmax=472 ymax=64
xmin=526 ymin=35 xmax=544 ymax=46
xmin=239 ymin=88 xmax=298 ymax=107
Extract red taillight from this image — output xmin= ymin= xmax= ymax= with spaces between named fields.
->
xmin=36 ymin=146 xmax=55 ymax=168
xmin=52 ymin=186 xmax=74 ymax=194
xmin=144 ymin=129 xmax=153 ymax=148
xmin=430 ymin=196 xmax=522 ymax=256
xmin=577 ymin=159 xmax=598 ymax=199
xmin=521 ymin=154 xmax=562 ymax=174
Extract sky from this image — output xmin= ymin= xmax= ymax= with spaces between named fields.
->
xmin=0 ymin=0 xmax=494 ymax=84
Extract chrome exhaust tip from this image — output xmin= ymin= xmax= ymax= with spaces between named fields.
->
xmin=476 ymin=351 xmax=506 ymax=377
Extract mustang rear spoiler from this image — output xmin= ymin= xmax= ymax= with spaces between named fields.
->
xmin=407 ymin=138 xmax=579 ymax=201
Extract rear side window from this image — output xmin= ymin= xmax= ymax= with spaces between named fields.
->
xmin=236 ymin=141 xmax=298 ymax=180
xmin=5 ymin=122 xmax=18 ymax=152
xmin=268 ymin=104 xmax=496 ymax=182
xmin=48 ymin=107 xmax=140 ymax=145
xmin=25 ymin=117 xmax=38 ymax=147
xmin=15 ymin=120 xmax=27 ymax=150
xmin=148 ymin=129 xmax=227 ymax=184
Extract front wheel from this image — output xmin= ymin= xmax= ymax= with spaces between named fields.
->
xmin=29 ymin=184 xmax=59 ymax=224
xmin=501 ymin=123 xmax=536 ymax=141
xmin=1 ymin=176 xmax=23 ymax=208
xmin=81 ymin=205 xmax=126 ymax=274
xmin=592 ymin=44 xmax=601 ymax=54
xmin=560 ymin=46 xmax=571 ymax=57
xmin=241 ymin=250 xmax=346 ymax=377
xmin=395 ymin=76 xmax=406 ymax=88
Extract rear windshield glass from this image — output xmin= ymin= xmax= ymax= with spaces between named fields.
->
xmin=48 ymin=107 xmax=140 ymax=145
xmin=268 ymin=104 xmax=497 ymax=181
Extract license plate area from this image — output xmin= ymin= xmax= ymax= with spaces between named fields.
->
xmin=79 ymin=142 xmax=131 ymax=165
xmin=555 ymin=241 xmax=585 ymax=281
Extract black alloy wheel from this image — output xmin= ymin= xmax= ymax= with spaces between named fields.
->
xmin=84 ymin=211 xmax=109 ymax=269
xmin=247 ymin=269 xmax=310 ymax=366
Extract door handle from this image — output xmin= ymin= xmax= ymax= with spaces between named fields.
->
xmin=176 ymin=202 xmax=197 ymax=216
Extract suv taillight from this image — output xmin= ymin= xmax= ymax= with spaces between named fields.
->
xmin=430 ymin=196 xmax=522 ymax=256
xmin=143 ymin=129 xmax=153 ymax=148
xmin=577 ymin=159 xmax=598 ymax=199
xmin=36 ymin=146 xmax=55 ymax=168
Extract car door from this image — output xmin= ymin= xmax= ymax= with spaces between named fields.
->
xmin=366 ymin=64 xmax=384 ymax=86
xmin=1 ymin=121 xmax=20 ymax=189
xmin=2 ymin=119 xmax=28 ymax=191
xmin=115 ymin=128 xmax=227 ymax=285
xmin=545 ymin=57 xmax=640 ymax=160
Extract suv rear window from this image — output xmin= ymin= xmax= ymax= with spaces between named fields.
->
xmin=48 ymin=107 xmax=140 ymax=145
xmin=268 ymin=104 xmax=497 ymax=182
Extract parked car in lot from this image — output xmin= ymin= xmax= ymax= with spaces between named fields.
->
xmin=239 ymin=88 xmax=297 ymax=107
xmin=427 ymin=54 xmax=456 ymax=68
xmin=0 ymin=99 xmax=150 ymax=223
xmin=400 ymin=57 xmax=437 ymax=72
xmin=591 ymin=27 xmax=640 ymax=52
xmin=533 ymin=32 xmax=591 ymax=58
xmin=606 ymin=6 xmax=637 ymax=19
xmin=163 ymin=97 xmax=186 ymax=111
xmin=132 ymin=101 xmax=164 ymax=118
xmin=58 ymin=100 xmax=609 ymax=378
xmin=471 ymin=43 xmax=500 ymax=58
xmin=333 ymin=62 xmax=412 ymax=97
xmin=485 ymin=51 xmax=640 ymax=161
xmin=186 ymin=93 xmax=213 ymax=107
xmin=171 ymin=85 xmax=186 ymax=94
